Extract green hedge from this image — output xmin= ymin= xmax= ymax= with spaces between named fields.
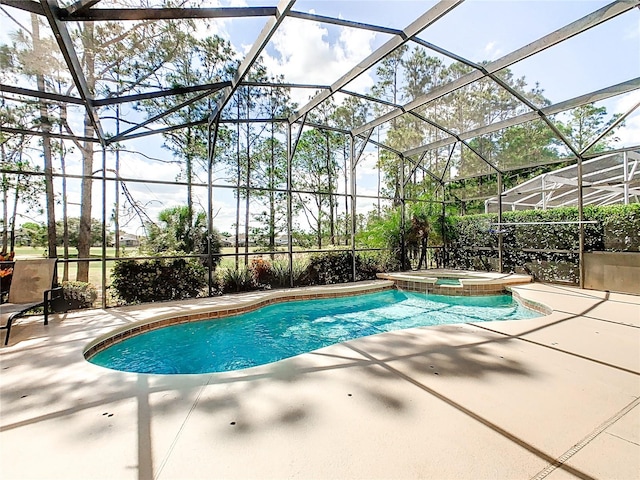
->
xmin=446 ymin=204 xmax=640 ymax=283
xmin=305 ymin=251 xmax=394 ymax=285
xmin=111 ymin=258 xmax=207 ymax=304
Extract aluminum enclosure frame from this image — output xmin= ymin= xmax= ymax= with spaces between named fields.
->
xmin=1 ymin=0 xmax=639 ymax=295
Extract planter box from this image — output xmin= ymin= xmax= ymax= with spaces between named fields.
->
xmin=64 ymin=298 xmax=88 ymax=311
xmin=62 ymin=296 xmax=95 ymax=311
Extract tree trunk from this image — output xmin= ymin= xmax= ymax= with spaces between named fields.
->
xmin=0 ymin=137 xmax=8 ymax=251
xmin=10 ymin=175 xmax=20 ymax=252
xmin=1 ymin=161 xmax=7 ymax=252
xmin=326 ymin=133 xmax=335 ymax=246
xmin=343 ymin=142 xmax=348 ymax=245
xmin=77 ymin=22 xmax=96 ymax=281
xmin=269 ymin=124 xmax=275 ymax=259
xmin=58 ymin=106 xmax=69 ymax=280
xmin=377 ymin=130 xmax=381 ymax=216
xmin=186 ymin=127 xmax=194 ymax=242
xmin=235 ymin=101 xmax=240 ymax=269
xmin=244 ymin=89 xmax=250 ymax=266
xmin=32 ymin=14 xmax=57 ymax=259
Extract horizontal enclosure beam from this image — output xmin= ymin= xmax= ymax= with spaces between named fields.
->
xmin=1 ymin=84 xmax=85 ymax=105
xmin=93 ymin=82 xmax=231 ymax=107
xmin=288 ymin=10 xmax=402 ymax=36
xmin=0 ymin=167 xmax=412 ymax=202
xmin=111 ymin=117 xmax=289 ymax=143
xmin=584 ymin=144 xmax=640 ymax=159
xmin=0 ymin=125 xmax=100 ymax=143
xmin=0 ymin=0 xmax=44 ymax=15
xmin=61 ymin=6 xmax=278 ymax=21
xmin=93 ymin=81 xmax=324 ymax=107
xmin=110 ymin=88 xmax=220 ymax=141
xmin=2 ymin=80 xmax=320 ymax=109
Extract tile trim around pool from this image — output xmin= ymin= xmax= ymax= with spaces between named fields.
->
xmin=84 ymin=282 xmax=395 ymax=360
xmin=507 ymin=288 xmax=553 ymax=316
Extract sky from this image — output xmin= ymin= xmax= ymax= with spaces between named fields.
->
xmin=1 ymin=0 xmax=639 ymax=237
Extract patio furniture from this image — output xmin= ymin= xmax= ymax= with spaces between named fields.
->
xmin=0 ymin=259 xmax=62 ymax=345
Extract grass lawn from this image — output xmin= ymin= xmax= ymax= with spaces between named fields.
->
xmin=11 ymin=246 xmax=294 ymax=288
xmin=12 ymin=246 xmax=117 ymax=287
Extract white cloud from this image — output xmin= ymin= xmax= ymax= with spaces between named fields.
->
xmin=613 ymin=90 xmax=640 ymax=112
xmin=611 ymin=91 xmax=640 ymax=147
xmin=192 ymin=0 xmax=249 ymax=41
xmin=625 ymin=23 xmax=640 ymax=40
xmin=356 ymin=150 xmax=380 ymax=180
xmin=483 ymin=41 xmax=503 ymax=61
xmin=259 ymin=16 xmax=377 ymax=105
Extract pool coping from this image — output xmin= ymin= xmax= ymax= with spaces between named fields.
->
xmin=377 ymin=269 xmax=532 ymax=296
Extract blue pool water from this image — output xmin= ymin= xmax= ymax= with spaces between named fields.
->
xmin=89 ymin=290 xmax=539 ymax=374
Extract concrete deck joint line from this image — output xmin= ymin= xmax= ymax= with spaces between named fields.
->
xmin=551 ymin=310 xmax=640 ymax=329
xmin=530 ymin=397 xmax=640 ymax=480
xmin=605 ymin=430 xmax=640 ymax=447
xmin=471 ymin=323 xmax=640 ymax=376
xmin=154 ymin=375 xmax=214 ymax=480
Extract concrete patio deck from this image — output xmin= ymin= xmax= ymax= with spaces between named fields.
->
xmin=0 ymin=281 xmax=638 ymax=480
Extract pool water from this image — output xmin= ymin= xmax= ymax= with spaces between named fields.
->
xmin=89 ymin=290 xmax=539 ymax=375
xmin=435 ymin=277 xmax=461 ymax=285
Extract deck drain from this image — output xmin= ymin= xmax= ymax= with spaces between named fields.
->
xmin=230 ymin=421 xmax=236 ymax=425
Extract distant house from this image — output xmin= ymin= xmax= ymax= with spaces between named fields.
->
xmin=118 ymin=232 xmax=141 ymax=248
xmin=233 ymin=234 xmax=253 ymax=247
xmin=14 ymin=228 xmax=32 ymax=247
xmin=222 ymin=234 xmax=292 ymax=248
xmin=275 ymin=235 xmax=289 ymax=246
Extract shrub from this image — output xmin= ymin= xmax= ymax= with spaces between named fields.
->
xmin=270 ymin=258 xmax=310 ymax=288
xmin=111 ymin=258 xmax=206 ymax=304
xmin=307 ymin=251 xmax=353 ymax=285
xmin=355 ymin=252 xmax=386 ymax=281
xmin=305 ymin=251 xmax=397 ymax=285
xmin=62 ymin=281 xmax=98 ymax=308
xmin=218 ymin=266 xmax=254 ymax=293
xmin=249 ymin=258 xmax=272 ymax=287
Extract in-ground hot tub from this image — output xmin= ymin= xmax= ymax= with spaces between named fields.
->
xmin=377 ymin=269 xmax=532 ymax=296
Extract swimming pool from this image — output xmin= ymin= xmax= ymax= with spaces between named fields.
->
xmin=89 ymin=289 xmax=539 ymax=375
